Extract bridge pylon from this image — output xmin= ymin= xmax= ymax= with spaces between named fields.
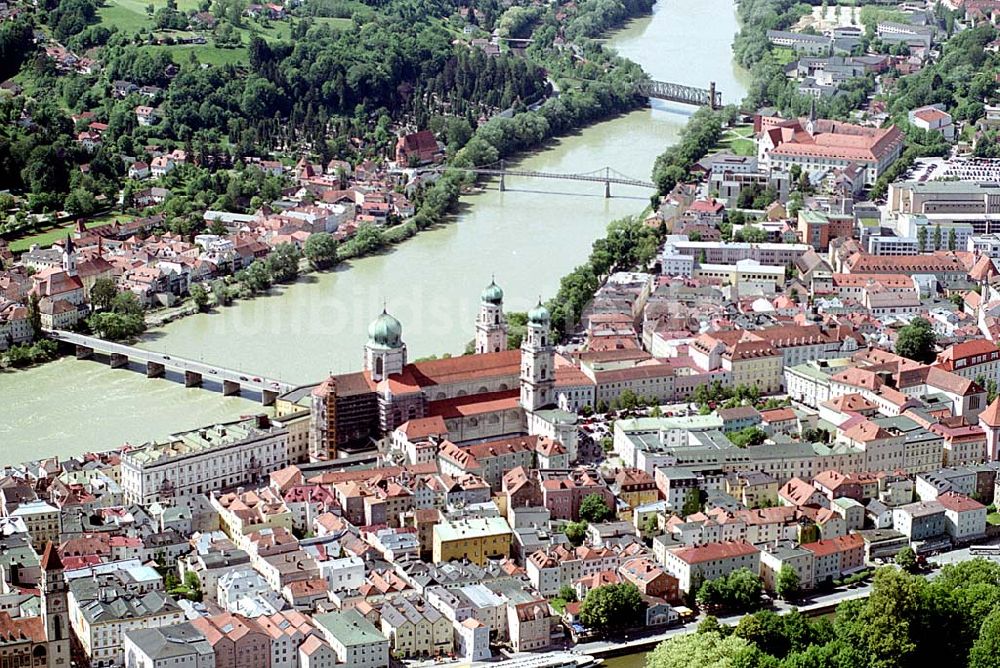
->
xmin=604 ymin=167 xmax=611 ymax=199
xmin=499 ymin=159 xmax=505 ymax=192
xmin=709 ymin=81 xmax=717 ymax=110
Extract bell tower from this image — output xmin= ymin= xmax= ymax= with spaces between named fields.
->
xmin=520 ymin=301 xmax=555 ymax=412
xmin=476 ymin=278 xmax=508 ymax=354
xmin=40 ymin=542 xmax=69 ymax=668
xmin=61 ymin=234 xmax=77 ymax=276
xmin=364 ymin=309 xmax=407 ymax=382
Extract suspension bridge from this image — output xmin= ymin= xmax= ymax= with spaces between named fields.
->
xmin=425 ymin=161 xmax=656 ymax=198
xmin=637 ymin=80 xmax=722 ymax=109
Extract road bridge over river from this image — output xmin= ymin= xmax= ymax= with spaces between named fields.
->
xmin=47 ymin=329 xmax=294 ymax=405
xmin=424 ymin=162 xmax=656 ymax=197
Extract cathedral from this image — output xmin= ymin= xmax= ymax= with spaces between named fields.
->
xmin=309 ymin=280 xmax=578 ymax=460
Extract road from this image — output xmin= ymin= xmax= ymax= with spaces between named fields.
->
xmin=46 ymin=329 xmax=294 ymax=396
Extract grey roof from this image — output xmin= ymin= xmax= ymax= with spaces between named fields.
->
xmin=314 ymin=609 xmax=386 ymax=647
xmin=866 ymin=499 xmax=889 ymax=515
xmin=75 ymin=586 xmax=180 ymax=624
xmin=380 ymin=596 xmax=443 ymax=629
xmin=125 ymin=622 xmax=212 ymax=659
xmin=897 ymin=500 xmax=945 ymax=519
xmin=200 ymin=550 xmax=251 ymax=569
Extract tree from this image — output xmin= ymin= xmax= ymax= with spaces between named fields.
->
xmin=304 ymin=232 xmax=339 ymax=270
xmin=65 ymin=188 xmax=97 ymax=216
xmin=970 ymin=609 xmax=1000 ymax=668
xmin=917 ymin=225 xmax=927 ymax=252
xmin=578 ymin=583 xmax=646 ymax=635
xmin=642 ymin=513 xmax=659 ymax=537
xmin=243 ymin=261 xmax=272 ymax=293
xmin=729 ymin=426 xmax=767 ymax=448
xmin=646 ymin=631 xmax=754 ymax=668
xmin=27 ymin=293 xmax=42 ymax=338
xmin=895 ymin=546 xmax=918 ymax=573
xmin=579 ymin=493 xmax=614 ymax=523
xmin=212 ymin=279 xmax=231 ymax=306
xmin=681 ymin=488 xmax=703 ymax=517
xmin=90 ymin=277 xmax=117 ymax=312
xmin=776 ymin=564 xmax=801 ymax=601
xmin=934 ymin=224 xmax=942 ymax=250
xmin=734 ymin=610 xmax=790 ymax=656
xmin=87 ymin=312 xmax=145 ymax=341
xmin=558 ymin=585 xmax=578 ymax=603
xmin=87 ymin=291 xmax=145 ymax=341
xmin=267 ymin=243 xmax=302 ymax=283
xmin=183 ymin=571 xmax=203 ymax=602
xmin=190 ymin=284 xmax=210 ymax=312
xmin=895 ymin=317 xmax=937 ymax=363
xmin=948 ymin=228 xmax=957 ymax=251
xmin=110 ymin=292 xmax=144 ymax=318
xmin=564 ymin=521 xmax=587 ymax=546
xmin=854 ymin=568 xmax=926 ymax=668
xmin=697 ymin=568 xmax=764 ymax=613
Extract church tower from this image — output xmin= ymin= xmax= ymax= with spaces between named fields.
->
xmin=980 ymin=397 xmax=1000 ymax=461
xmin=520 ymin=301 xmax=555 ymax=411
xmin=61 ymin=234 xmax=76 ymax=276
xmin=476 ymin=278 xmax=508 ymax=354
xmin=364 ymin=309 xmax=407 ymax=382
xmin=40 ymin=542 xmax=69 ymax=668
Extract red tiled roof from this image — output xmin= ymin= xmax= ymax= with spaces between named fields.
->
xmin=842 ymin=419 xmax=892 ymax=443
xmin=426 ymin=389 xmax=520 ymax=419
xmin=981 ymin=398 xmax=1000 ymax=427
xmin=937 ymin=491 xmax=986 ymax=513
xmin=760 ymin=407 xmax=796 ymax=423
xmin=397 ymin=416 xmax=447 ymax=439
xmin=779 ymin=477 xmax=819 ymax=505
xmin=914 ymin=107 xmax=950 ymax=123
xmin=800 ymin=533 xmax=864 ymax=557
xmin=0 ymin=612 xmax=45 ymax=643
xmin=669 ymin=540 xmax=758 ymax=564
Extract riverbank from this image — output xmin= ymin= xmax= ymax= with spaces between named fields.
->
xmin=0 ymin=0 xmax=749 ymax=461
xmin=579 ymin=588 xmax=872 ymax=660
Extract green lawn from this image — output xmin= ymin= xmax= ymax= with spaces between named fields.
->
xmin=97 ymin=0 xmax=204 ymax=31
xmin=8 ymin=214 xmax=130 ymax=253
xmin=772 ymin=47 xmax=797 ymax=66
xmin=312 ymin=16 xmax=354 ymax=29
xmin=987 ymin=512 xmax=1000 ymax=526
xmin=715 ymin=124 xmax=756 ymax=157
xmin=97 ymin=2 xmax=152 ymax=31
xmin=148 ymin=43 xmax=248 ymax=66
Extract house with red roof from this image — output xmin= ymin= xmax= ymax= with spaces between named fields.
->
xmin=935 ymin=339 xmax=1000 ymax=388
xmin=619 ymin=556 xmax=680 ymax=603
xmin=663 ymin=540 xmax=760 ymax=594
xmin=778 ymin=477 xmax=826 ymax=508
xmin=937 ymin=491 xmax=987 ymax=542
xmin=800 ymin=533 xmax=865 ymax=584
xmin=757 ymin=116 xmax=904 ymax=185
xmin=685 ymin=198 xmax=726 ymax=224
xmin=395 ymin=131 xmax=444 ymax=166
xmin=908 ymin=104 xmax=955 ymax=141
xmin=527 ymin=544 xmax=619 ymax=596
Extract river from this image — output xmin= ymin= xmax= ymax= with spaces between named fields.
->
xmin=0 ymin=0 xmax=747 ymax=463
